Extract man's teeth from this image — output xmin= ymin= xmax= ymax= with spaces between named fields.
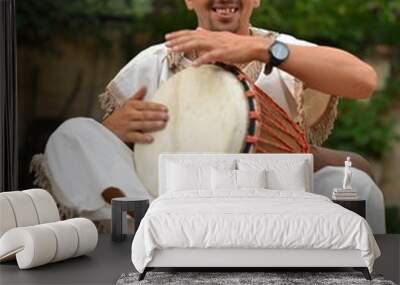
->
xmin=214 ymin=8 xmax=237 ymax=13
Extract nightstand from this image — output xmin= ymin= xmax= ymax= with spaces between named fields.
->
xmin=332 ymin=199 xmax=366 ymax=218
xmin=111 ymin=197 xmax=149 ymax=242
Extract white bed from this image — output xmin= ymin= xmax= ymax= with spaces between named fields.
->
xmin=131 ymin=154 xmax=380 ymax=280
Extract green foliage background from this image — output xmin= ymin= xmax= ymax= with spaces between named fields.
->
xmin=17 ymin=0 xmax=400 ymax=51
xmin=17 ymin=0 xmax=400 ymax=158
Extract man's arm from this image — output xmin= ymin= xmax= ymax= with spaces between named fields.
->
xmin=254 ymin=40 xmax=377 ymax=99
xmin=101 ymin=44 xmax=169 ymax=145
xmin=166 ymin=29 xmax=377 ymax=99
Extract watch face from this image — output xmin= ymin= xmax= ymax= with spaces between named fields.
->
xmin=271 ymin=42 xmax=289 ymax=61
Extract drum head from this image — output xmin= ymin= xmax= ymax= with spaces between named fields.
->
xmin=134 ymin=65 xmax=248 ymax=197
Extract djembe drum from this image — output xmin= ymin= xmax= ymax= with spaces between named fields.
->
xmin=134 ymin=64 xmax=310 ymax=197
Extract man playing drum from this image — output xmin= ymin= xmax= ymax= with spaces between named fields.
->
xmin=31 ymin=0 xmax=385 ymax=233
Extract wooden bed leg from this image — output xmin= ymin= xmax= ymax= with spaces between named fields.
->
xmin=354 ymin=267 xmax=372 ymax=280
xmin=362 ymin=268 xmax=372 ymax=281
xmin=138 ymin=268 xmax=148 ymax=281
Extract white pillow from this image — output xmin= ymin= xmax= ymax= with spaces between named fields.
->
xmin=211 ymin=168 xmax=268 ymax=190
xmin=236 ymin=169 xmax=267 ymax=189
xmin=166 ymin=159 xmax=236 ymax=192
xmin=211 ymin=168 xmax=236 ymax=190
xmin=238 ymin=159 xmax=308 ymax=191
xmin=167 ymin=163 xmax=211 ymax=191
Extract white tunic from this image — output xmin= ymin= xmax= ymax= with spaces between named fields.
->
xmin=43 ymin=30 xmax=386 ymax=233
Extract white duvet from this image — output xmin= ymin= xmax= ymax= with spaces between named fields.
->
xmin=131 ymin=190 xmax=380 ymax=273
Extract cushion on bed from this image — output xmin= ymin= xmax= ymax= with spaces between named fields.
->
xmin=237 ymin=159 xmax=308 ymax=191
xmin=211 ymin=169 xmax=268 ymax=190
xmin=211 ymin=168 xmax=236 ymax=190
xmin=166 ymin=159 xmax=235 ymax=192
xmin=236 ymin=169 xmax=267 ymax=189
xmin=167 ymin=163 xmax=212 ymax=191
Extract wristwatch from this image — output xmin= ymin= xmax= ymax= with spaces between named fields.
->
xmin=264 ymin=40 xmax=290 ymax=75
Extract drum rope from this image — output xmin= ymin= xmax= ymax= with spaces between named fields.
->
xmin=219 ymin=63 xmax=310 ymax=154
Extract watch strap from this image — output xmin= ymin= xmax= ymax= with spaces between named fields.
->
xmin=263 ymin=35 xmax=278 ymax=75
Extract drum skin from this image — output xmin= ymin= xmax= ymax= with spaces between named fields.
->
xmin=134 ymin=65 xmax=248 ymax=197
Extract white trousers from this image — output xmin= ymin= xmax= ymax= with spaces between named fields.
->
xmin=44 ymin=117 xmax=386 ymax=233
xmin=45 ymin=118 xmax=150 ymax=217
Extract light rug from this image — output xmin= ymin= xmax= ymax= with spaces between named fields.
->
xmin=116 ymin=271 xmax=395 ymax=285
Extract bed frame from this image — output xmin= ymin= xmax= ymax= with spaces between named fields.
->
xmin=140 ymin=248 xmax=371 ymax=280
xmin=139 ymin=153 xmax=371 ymax=281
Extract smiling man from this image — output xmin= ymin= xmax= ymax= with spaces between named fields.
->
xmin=32 ymin=0 xmax=385 ymax=233
xmin=165 ymin=0 xmax=376 ymax=99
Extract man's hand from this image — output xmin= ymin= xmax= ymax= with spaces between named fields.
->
xmin=165 ymin=28 xmax=273 ymax=66
xmin=102 ymin=87 xmax=168 ymax=144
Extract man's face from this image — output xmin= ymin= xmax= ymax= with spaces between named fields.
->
xmin=185 ymin=0 xmax=260 ymax=34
